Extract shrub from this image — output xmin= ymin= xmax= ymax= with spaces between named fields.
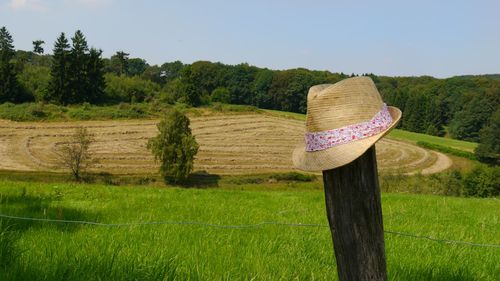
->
xmin=28 ymin=103 xmax=47 ymax=118
xmin=462 ymin=165 xmax=500 ymax=197
xmin=68 ymin=108 xmax=92 ymax=120
xmin=55 ymin=127 xmax=96 ymax=181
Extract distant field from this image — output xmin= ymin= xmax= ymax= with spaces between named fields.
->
xmin=264 ymin=109 xmax=478 ymax=153
xmin=0 ymin=110 xmax=450 ymax=175
xmin=0 ymin=181 xmax=498 ymax=280
xmin=388 ymin=129 xmax=478 ymax=152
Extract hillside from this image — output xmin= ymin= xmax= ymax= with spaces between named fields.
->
xmin=0 ymin=110 xmax=451 ymax=175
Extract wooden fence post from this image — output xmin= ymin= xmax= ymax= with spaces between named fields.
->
xmin=322 ymin=146 xmax=387 ymax=281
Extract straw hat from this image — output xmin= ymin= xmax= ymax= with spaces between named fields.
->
xmin=292 ymin=76 xmax=401 ymax=171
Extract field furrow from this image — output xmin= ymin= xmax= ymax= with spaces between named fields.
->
xmin=0 ymin=113 xmax=451 ymax=175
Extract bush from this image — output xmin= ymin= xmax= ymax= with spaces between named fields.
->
xmin=147 ymin=109 xmax=199 ymax=183
xmin=68 ymin=108 xmax=92 ymax=120
xmin=28 ymin=103 xmax=47 ymax=118
xmin=0 ymin=103 xmax=47 ymax=121
xmin=462 ymin=165 xmax=500 ymax=197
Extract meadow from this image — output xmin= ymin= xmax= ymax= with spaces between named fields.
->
xmin=0 ymin=180 xmax=498 ymax=281
xmin=388 ymin=130 xmax=478 ymax=153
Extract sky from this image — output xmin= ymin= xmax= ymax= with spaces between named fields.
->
xmin=1 ymin=0 xmax=499 ymax=78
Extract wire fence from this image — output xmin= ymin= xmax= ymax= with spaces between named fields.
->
xmin=0 ymin=213 xmax=498 ymax=249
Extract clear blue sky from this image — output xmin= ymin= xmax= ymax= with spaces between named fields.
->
xmin=1 ymin=0 xmax=499 ymax=78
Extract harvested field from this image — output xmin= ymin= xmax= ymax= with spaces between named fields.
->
xmin=0 ymin=113 xmax=451 ymax=175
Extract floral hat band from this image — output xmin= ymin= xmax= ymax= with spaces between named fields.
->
xmin=304 ymin=103 xmax=393 ymax=152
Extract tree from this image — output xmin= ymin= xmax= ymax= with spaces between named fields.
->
xmin=104 ymin=73 xmax=159 ymax=103
xmin=32 ymin=40 xmax=45 ymax=54
xmin=224 ymin=63 xmax=257 ymax=105
xmin=55 ymin=127 xmax=96 ymax=181
xmin=46 ymin=32 xmax=70 ymax=103
xmin=211 ymin=87 xmax=231 ymax=103
xmin=128 ymin=57 xmax=148 ymax=76
xmin=86 ymin=48 xmax=106 ymax=103
xmin=17 ymin=64 xmax=50 ymax=102
xmin=141 ymin=64 xmax=163 ymax=84
xmin=47 ymin=30 xmax=105 ymax=104
xmin=449 ymin=92 xmax=495 ymax=141
xmin=268 ymin=69 xmax=315 ymax=113
xmin=251 ymin=69 xmax=274 ymax=108
xmin=160 ymin=60 xmax=184 ymax=83
xmin=67 ymin=30 xmax=89 ymax=104
xmin=0 ymin=26 xmax=21 ymax=103
xmin=107 ymin=51 xmax=129 ymax=76
xmin=475 ymin=109 xmax=500 ymax=165
xmin=179 ymin=61 xmax=225 ymax=106
xmin=147 ymin=109 xmax=199 ymax=183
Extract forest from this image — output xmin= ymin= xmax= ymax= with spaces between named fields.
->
xmin=0 ymin=27 xmax=498 ymax=165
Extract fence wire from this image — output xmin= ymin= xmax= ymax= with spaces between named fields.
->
xmin=0 ymin=213 xmax=498 ymax=249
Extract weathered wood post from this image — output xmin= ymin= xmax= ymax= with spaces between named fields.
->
xmin=292 ymin=77 xmax=400 ymax=280
xmin=322 ymin=146 xmax=387 ymax=281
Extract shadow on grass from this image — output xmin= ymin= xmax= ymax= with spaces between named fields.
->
xmin=0 ymin=192 xmax=102 ymax=273
xmin=0 ymin=234 xmax=180 ymax=281
xmin=0 ymin=193 xmax=101 ymax=233
xmin=178 ymin=171 xmax=221 ymax=188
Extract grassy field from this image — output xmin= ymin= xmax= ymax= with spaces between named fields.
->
xmin=0 ymin=180 xmax=498 ymax=280
xmin=388 ymin=130 xmax=478 ymax=153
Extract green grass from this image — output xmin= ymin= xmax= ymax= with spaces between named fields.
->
xmin=264 ymin=109 xmax=307 ymax=120
xmin=0 ymin=180 xmax=498 ymax=280
xmin=416 ymin=141 xmax=476 ymax=160
xmin=389 ymin=130 xmax=478 ymax=152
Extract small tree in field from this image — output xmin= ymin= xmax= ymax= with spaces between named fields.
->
xmin=56 ymin=127 xmax=95 ymax=181
xmin=148 ymin=109 xmax=199 ymax=183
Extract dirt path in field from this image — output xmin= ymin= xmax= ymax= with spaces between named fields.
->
xmin=0 ymin=114 xmax=452 ymax=175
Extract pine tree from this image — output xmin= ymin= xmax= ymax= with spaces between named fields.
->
xmin=87 ymin=48 xmax=105 ymax=103
xmin=68 ymin=30 xmax=89 ymax=104
xmin=0 ymin=26 xmax=21 ymax=102
xmin=115 ymin=51 xmax=129 ymax=75
xmin=32 ymin=40 xmax=45 ymax=54
xmin=47 ymin=32 xmax=70 ymax=103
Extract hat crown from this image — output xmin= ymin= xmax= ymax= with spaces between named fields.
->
xmin=306 ymin=77 xmax=384 ymax=132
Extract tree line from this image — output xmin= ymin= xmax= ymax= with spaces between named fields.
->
xmin=0 ymin=26 xmax=498 ymax=165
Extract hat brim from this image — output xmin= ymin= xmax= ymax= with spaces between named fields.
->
xmin=292 ymin=106 xmax=402 ymax=171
